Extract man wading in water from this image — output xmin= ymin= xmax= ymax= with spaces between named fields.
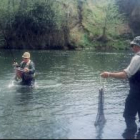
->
xmin=100 ymin=36 xmax=140 ymax=139
xmin=14 ymin=52 xmax=35 ymax=86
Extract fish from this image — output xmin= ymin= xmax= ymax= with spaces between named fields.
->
xmin=14 ymin=67 xmax=24 ymax=81
xmin=94 ymin=87 xmax=106 ymax=126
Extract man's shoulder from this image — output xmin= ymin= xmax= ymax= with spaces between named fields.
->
xmin=136 ymin=51 xmax=140 ymax=56
xmin=20 ymin=61 xmax=25 ymax=65
xmin=132 ymin=55 xmax=140 ymax=62
xmin=29 ymin=60 xmax=35 ymax=67
xmin=30 ymin=60 xmax=34 ymax=64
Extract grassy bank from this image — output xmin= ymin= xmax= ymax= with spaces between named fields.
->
xmin=0 ymin=0 xmax=134 ymax=50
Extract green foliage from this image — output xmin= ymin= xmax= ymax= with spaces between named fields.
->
xmin=90 ymin=0 xmax=125 ymax=37
xmin=13 ymin=1 xmax=57 ymax=35
xmin=0 ymin=0 xmax=134 ymax=50
xmin=79 ymin=33 xmax=93 ymax=48
xmin=0 ymin=0 xmax=68 ymax=49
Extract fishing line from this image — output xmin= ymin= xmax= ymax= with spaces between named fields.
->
xmin=9 ymin=48 xmax=16 ymax=62
xmin=99 ymin=75 xmax=106 ymax=89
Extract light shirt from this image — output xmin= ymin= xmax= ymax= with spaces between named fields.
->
xmin=124 ymin=51 xmax=140 ymax=78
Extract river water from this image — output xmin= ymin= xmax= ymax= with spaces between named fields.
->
xmin=0 ymin=49 xmax=138 ymax=139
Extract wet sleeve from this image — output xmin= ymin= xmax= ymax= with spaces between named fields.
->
xmin=29 ymin=61 xmax=35 ymax=74
xmin=124 ymin=55 xmax=140 ymax=78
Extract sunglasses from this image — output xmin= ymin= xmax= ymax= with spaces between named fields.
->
xmin=130 ymin=44 xmax=135 ymax=48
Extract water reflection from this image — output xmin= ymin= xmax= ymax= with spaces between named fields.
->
xmin=94 ymin=88 xmax=106 ymax=139
xmin=15 ymin=86 xmax=33 ymax=105
xmin=122 ymin=128 xmax=137 ymax=139
xmin=95 ymin=121 xmax=106 ymax=139
xmin=136 ymin=130 xmax=140 ymax=139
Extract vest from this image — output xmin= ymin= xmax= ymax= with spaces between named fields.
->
xmin=21 ymin=60 xmax=35 ymax=81
xmin=129 ymin=54 xmax=140 ymax=91
xmin=21 ymin=60 xmax=31 ymax=68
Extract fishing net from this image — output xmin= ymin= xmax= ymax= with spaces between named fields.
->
xmin=94 ymin=87 xmax=106 ymax=126
xmin=14 ymin=67 xmax=23 ymax=81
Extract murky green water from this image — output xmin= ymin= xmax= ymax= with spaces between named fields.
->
xmin=0 ymin=49 xmax=136 ymax=139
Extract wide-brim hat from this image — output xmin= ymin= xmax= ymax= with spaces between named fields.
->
xmin=130 ymin=36 xmax=140 ymax=47
xmin=22 ymin=52 xmax=30 ymax=58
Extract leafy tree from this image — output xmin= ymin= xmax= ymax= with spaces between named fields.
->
xmin=3 ymin=1 xmax=60 ymax=49
xmin=0 ymin=0 xmax=135 ymax=50
xmin=93 ymin=0 xmax=125 ymax=42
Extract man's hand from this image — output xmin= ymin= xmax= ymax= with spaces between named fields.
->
xmin=100 ymin=71 xmax=127 ymax=79
xmin=13 ymin=62 xmax=18 ymax=67
xmin=23 ymin=68 xmax=29 ymax=73
xmin=100 ymin=71 xmax=110 ymax=78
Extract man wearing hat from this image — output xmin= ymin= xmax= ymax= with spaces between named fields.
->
xmin=100 ymin=36 xmax=140 ymax=138
xmin=14 ymin=52 xmax=35 ymax=86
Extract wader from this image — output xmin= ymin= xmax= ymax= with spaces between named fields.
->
xmin=123 ymin=70 xmax=140 ymax=131
xmin=20 ymin=74 xmax=35 ymax=86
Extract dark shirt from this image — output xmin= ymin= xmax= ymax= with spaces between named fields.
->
xmin=20 ymin=60 xmax=35 ymax=85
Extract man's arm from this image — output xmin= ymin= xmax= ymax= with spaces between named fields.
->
xmin=100 ymin=71 xmax=127 ymax=79
xmin=101 ymin=55 xmax=140 ymax=79
xmin=28 ymin=61 xmax=35 ymax=74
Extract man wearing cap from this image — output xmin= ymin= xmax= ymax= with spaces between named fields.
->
xmin=100 ymin=36 xmax=140 ymax=138
xmin=14 ymin=52 xmax=35 ymax=86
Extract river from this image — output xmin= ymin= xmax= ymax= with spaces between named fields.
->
xmin=0 ymin=49 xmax=137 ymax=139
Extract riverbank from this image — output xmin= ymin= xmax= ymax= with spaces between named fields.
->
xmin=0 ymin=0 xmax=134 ymax=51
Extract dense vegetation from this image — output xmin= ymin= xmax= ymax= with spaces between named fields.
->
xmin=0 ymin=0 xmax=139 ymax=50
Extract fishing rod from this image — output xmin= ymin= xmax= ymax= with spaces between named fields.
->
xmin=8 ymin=46 xmax=16 ymax=63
